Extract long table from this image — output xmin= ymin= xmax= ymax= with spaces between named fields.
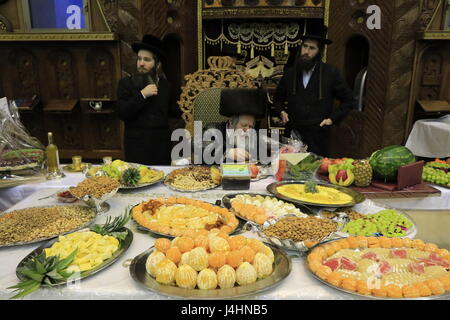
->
xmin=1 ymin=167 xmax=449 ymax=300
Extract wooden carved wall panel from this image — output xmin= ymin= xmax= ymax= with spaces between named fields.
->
xmin=49 ymin=50 xmax=77 ymax=100
xmin=61 ymin=115 xmax=83 ymax=149
xmin=382 ymin=0 xmax=420 ymax=147
xmin=91 ymin=115 xmax=121 ymax=149
xmin=86 ymin=49 xmax=116 ymax=99
xmin=421 ymin=51 xmax=442 ymax=86
xmin=418 ymin=0 xmax=441 ymax=30
xmin=98 ymin=0 xmax=119 ymax=32
xmin=11 ymin=49 xmax=40 ymax=98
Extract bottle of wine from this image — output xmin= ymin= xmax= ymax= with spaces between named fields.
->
xmin=46 ymin=132 xmax=60 ymax=173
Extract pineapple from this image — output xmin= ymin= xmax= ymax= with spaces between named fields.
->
xmin=121 ymin=168 xmax=141 ymax=186
xmin=352 ymin=159 xmax=373 ymax=187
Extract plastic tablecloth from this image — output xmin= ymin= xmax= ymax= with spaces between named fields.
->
xmin=0 ymin=167 xmax=449 ymax=300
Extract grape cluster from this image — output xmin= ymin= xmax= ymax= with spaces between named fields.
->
xmin=422 ymin=166 xmax=450 ymax=187
xmin=342 ymin=209 xmax=413 ymax=237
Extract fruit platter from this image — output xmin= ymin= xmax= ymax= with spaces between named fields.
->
xmin=221 ymin=193 xmax=313 ymax=225
xmin=0 ymin=205 xmax=96 ymax=248
xmin=319 ymin=201 xmax=417 ymax=239
xmin=9 ymin=213 xmax=132 ymax=299
xmin=129 ymin=231 xmax=292 ymax=299
xmin=267 ymin=180 xmax=365 ymax=208
xmin=164 ymin=166 xmax=221 ymax=192
xmin=306 ymin=236 xmax=450 ymax=299
xmin=131 ymin=197 xmax=240 ymax=238
xmin=87 ymin=160 xmax=165 ymax=189
xmin=422 ymin=159 xmax=450 ymax=189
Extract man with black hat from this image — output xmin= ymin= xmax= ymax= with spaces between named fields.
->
xmin=201 ymin=88 xmax=267 ymax=163
xmin=273 ymin=23 xmax=356 ymax=156
xmin=117 ymin=35 xmax=173 ymax=165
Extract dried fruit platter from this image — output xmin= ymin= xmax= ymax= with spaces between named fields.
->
xmin=131 ymin=197 xmax=240 ymax=238
xmin=129 ymin=232 xmax=291 ymax=299
xmin=306 ymin=237 xmax=450 ymax=299
xmin=0 ymin=205 xmax=96 ymax=248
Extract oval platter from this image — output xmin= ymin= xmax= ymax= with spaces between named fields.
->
xmin=86 ymin=163 xmax=165 ymax=190
xmin=304 ymin=239 xmax=450 ymax=300
xmin=129 ymin=245 xmax=291 ymax=299
xmin=0 ymin=205 xmax=97 ymax=248
xmin=267 ymin=180 xmax=365 ymax=208
xmin=221 ymin=193 xmax=315 ymax=224
xmin=16 ymin=228 xmax=133 ymax=285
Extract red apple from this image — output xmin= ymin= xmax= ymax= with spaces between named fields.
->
xmin=249 ymin=164 xmax=259 ymax=178
xmin=318 ymin=158 xmax=333 ymax=174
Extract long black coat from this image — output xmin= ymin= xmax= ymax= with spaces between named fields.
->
xmin=117 ymin=76 xmax=172 ymax=165
xmin=273 ymin=62 xmax=356 ymax=156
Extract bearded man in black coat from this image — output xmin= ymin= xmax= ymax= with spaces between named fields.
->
xmin=117 ymin=35 xmax=174 ymax=165
xmin=273 ymin=24 xmax=356 ymax=157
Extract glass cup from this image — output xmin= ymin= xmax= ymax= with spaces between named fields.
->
xmin=72 ymin=156 xmax=82 ymax=171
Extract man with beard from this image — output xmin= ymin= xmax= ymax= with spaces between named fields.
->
xmin=117 ymin=35 xmax=172 ymax=165
xmin=273 ymin=24 xmax=356 ymax=156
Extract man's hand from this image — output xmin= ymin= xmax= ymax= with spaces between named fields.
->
xmin=280 ymin=111 xmax=289 ymax=124
xmin=320 ymin=118 xmax=333 ymax=127
xmin=141 ymin=84 xmax=158 ymax=98
xmin=228 ymin=148 xmax=250 ymax=162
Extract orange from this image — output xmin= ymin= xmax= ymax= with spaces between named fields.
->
xmin=154 ymin=238 xmax=171 ymax=254
xmin=226 ymin=250 xmax=244 ymax=268
xmin=194 ymin=235 xmax=209 ymax=251
xmin=228 ymin=236 xmax=247 ymax=251
xmin=177 ymin=236 xmax=195 ymax=253
xmin=208 ymin=252 xmax=226 ymax=269
xmin=240 ymin=246 xmax=255 ymax=263
xmin=166 ymin=247 xmax=181 ymax=264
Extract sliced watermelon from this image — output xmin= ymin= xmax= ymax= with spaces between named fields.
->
xmin=340 ymin=257 xmax=358 ymax=271
xmin=362 ymin=252 xmax=379 ymax=261
xmin=408 ymin=262 xmax=425 ymax=274
xmin=390 ymin=249 xmax=407 ymax=259
xmin=323 ymin=258 xmax=341 ymax=271
xmin=378 ymin=261 xmax=392 ymax=274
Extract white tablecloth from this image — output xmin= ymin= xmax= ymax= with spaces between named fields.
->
xmin=0 ymin=167 xmax=449 ymax=300
xmin=406 ymin=115 xmax=450 ymax=158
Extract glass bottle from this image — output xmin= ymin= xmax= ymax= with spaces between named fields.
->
xmin=46 ymin=132 xmax=60 ymax=173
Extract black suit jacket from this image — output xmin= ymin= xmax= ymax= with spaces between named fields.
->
xmin=116 ymin=76 xmax=172 ymax=165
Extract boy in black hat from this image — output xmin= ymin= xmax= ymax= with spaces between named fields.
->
xmin=117 ymin=35 xmax=173 ymax=165
xmin=273 ymin=23 xmax=356 ymax=156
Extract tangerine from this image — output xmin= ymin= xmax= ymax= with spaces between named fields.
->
xmin=178 ymin=236 xmax=195 ymax=253
xmin=208 ymin=252 xmax=226 ymax=269
xmin=154 ymin=238 xmax=171 ymax=254
xmin=226 ymin=250 xmax=244 ymax=268
xmin=228 ymin=236 xmax=247 ymax=251
xmin=240 ymin=246 xmax=256 ymax=263
xmin=166 ymin=247 xmax=181 ymax=264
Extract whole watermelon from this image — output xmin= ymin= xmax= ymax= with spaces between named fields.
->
xmin=369 ymin=145 xmax=416 ymax=181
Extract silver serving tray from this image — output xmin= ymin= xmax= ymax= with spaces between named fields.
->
xmin=130 ymin=203 xmax=244 ymax=238
xmin=0 ymin=205 xmax=97 ymax=248
xmin=267 ymin=180 xmax=366 ymax=208
xmin=16 ymin=228 xmax=133 ymax=286
xmin=164 ymin=166 xmax=221 ymax=193
xmin=86 ymin=163 xmax=165 ymax=190
xmin=221 ymin=193 xmax=314 ymax=225
xmin=130 ymin=245 xmax=291 ymax=299
xmin=304 ymin=241 xmax=450 ymax=300
xmin=163 ymin=180 xmax=220 ymax=193
xmin=244 ymin=214 xmax=345 ymax=254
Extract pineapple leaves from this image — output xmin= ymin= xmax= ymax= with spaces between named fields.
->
xmin=89 ymin=209 xmax=130 ymax=240
xmin=9 ymin=249 xmax=78 ymax=299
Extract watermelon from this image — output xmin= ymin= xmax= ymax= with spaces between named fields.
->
xmin=369 ymin=145 xmax=416 ymax=181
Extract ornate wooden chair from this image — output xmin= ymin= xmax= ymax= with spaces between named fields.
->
xmin=178 ymin=56 xmax=256 ymax=136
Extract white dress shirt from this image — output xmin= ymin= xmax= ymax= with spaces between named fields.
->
xmin=302 ymin=64 xmax=317 ymax=88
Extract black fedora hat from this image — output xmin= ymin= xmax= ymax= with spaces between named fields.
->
xmin=132 ymin=35 xmax=166 ymax=61
xmin=299 ymin=23 xmax=333 ymax=45
xmin=219 ymin=88 xmax=267 ymax=119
